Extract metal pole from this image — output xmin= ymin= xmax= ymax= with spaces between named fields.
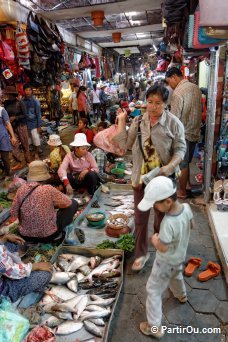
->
xmin=204 ymin=47 xmax=220 ymax=202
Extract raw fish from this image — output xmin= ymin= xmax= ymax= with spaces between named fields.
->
xmin=84 ymin=320 xmax=103 ymax=337
xmin=67 ymin=277 xmax=78 ymax=293
xmin=50 ymin=272 xmax=75 ymax=284
xmin=55 ymin=321 xmax=83 ymax=335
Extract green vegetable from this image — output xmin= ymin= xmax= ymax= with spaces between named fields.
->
xmin=96 ymin=240 xmax=117 ymax=250
xmin=96 ymin=234 xmax=135 ymax=252
xmin=116 ymin=234 xmax=135 ymax=252
xmin=0 ymin=192 xmax=11 ymax=208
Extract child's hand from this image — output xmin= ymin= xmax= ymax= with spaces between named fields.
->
xmin=151 ymin=233 xmax=159 ymax=247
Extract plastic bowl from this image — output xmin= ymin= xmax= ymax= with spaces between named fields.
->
xmin=86 ymin=212 xmax=106 ymax=227
xmin=111 ymin=168 xmax=125 ymax=179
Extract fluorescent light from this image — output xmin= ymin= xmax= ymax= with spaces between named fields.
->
xmin=153 ymin=44 xmax=158 ymax=51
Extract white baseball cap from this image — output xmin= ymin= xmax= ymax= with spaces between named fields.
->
xmin=138 ymin=176 xmax=176 ymax=211
xmin=70 ymin=133 xmax=90 ymax=147
xmin=129 ymin=102 xmax=136 ymax=108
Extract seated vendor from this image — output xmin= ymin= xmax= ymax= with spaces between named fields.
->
xmin=0 ymin=233 xmax=52 ymax=303
xmin=75 ymin=118 xmax=94 ymax=144
xmin=58 ymin=133 xmax=100 ymax=196
xmin=48 ymin=134 xmax=70 ymax=172
xmin=11 ymin=161 xmax=78 ymax=243
xmin=129 ymin=102 xmax=141 ymax=118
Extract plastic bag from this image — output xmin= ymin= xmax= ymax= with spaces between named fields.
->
xmin=24 ymin=325 xmax=56 ymax=342
xmin=0 ymin=297 xmax=30 ymax=342
xmin=93 ymin=125 xmax=126 ymax=156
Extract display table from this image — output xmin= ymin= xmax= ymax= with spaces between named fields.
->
xmin=207 ymin=203 xmax=228 ymax=283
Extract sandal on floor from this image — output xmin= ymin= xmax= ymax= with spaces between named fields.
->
xmin=197 ymin=261 xmax=221 ymax=282
xmin=184 ymin=257 xmax=202 ymax=276
xmin=132 ymin=253 xmax=150 ymax=271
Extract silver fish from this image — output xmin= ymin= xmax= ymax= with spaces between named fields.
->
xmin=50 ymin=272 xmax=75 ymax=284
xmin=49 ymin=285 xmax=76 ymax=301
xmin=67 ymin=277 xmax=78 ymax=293
xmin=51 ymin=303 xmax=78 ymax=313
xmin=74 ymin=295 xmax=88 ymax=319
xmin=86 ymin=305 xmax=106 ymax=312
xmin=67 ymin=255 xmax=90 ymax=272
xmin=88 ymin=318 xmax=105 ymax=327
xmin=79 ymin=264 xmax=91 ymax=276
xmin=84 ymin=320 xmax=103 ymax=337
xmin=89 ymin=297 xmax=115 ymax=307
xmin=52 ymin=311 xmax=73 ymax=320
xmin=58 ymin=254 xmax=76 ymax=261
xmin=80 ymin=308 xmax=111 ymax=321
xmin=57 ymin=258 xmax=69 ymax=272
xmin=90 ymin=256 xmax=102 ymax=269
xmin=41 ymin=303 xmax=55 ymax=313
xmin=76 ymin=272 xmax=85 ymax=282
xmin=42 ymin=315 xmax=63 ymax=328
xmin=55 ymin=321 xmax=83 ymax=335
xmin=84 ymin=260 xmax=120 ymax=282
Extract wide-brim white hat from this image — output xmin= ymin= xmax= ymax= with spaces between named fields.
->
xmin=100 ymin=84 xmax=107 ymax=89
xmin=70 ymin=133 xmax=91 ymax=147
xmin=47 ymin=134 xmax=62 ymax=146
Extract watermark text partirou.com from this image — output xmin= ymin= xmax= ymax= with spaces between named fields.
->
xmin=151 ymin=325 xmax=221 ymax=334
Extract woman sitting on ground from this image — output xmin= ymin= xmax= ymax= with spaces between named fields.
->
xmin=0 ymin=233 xmax=52 ymax=303
xmin=11 ymin=161 xmax=78 ymax=243
xmin=75 ymin=117 xmax=94 ymax=144
xmin=48 ymin=134 xmax=70 ymax=172
xmin=58 ymin=133 xmax=100 ymax=196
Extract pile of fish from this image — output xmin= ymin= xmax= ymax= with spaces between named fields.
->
xmin=38 ymin=253 xmax=122 ymax=339
xmin=104 ymin=194 xmax=134 ymax=217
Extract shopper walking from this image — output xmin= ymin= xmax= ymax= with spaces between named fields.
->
xmin=165 ymin=67 xmax=202 ymax=199
xmin=4 ymin=86 xmax=30 ymax=170
xmin=113 ymin=85 xmax=186 ymax=271
xmin=69 ymin=83 xmax=79 ymax=125
xmin=0 ymin=103 xmax=17 ymax=180
xmin=77 ymin=86 xmax=91 ymax=123
xmin=138 ymin=176 xmax=193 ymax=339
xmin=22 ymin=83 xmax=42 ymax=160
xmin=99 ymin=84 xmax=108 ymax=121
xmin=91 ymin=84 xmax=100 ymax=121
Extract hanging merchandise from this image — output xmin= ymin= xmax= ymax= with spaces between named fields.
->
xmin=199 ymin=0 xmax=228 ymax=28
xmin=0 ymin=35 xmax=15 ymax=62
xmin=95 ymin=56 xmax=101 ymax=78
xmin=49 ymin=86 xmax=63 ymax=122
xmin=15 ymin=23 xmax=30 ymax=70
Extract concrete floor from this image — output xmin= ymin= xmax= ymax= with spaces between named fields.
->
xmin=59 ymin=125 xmax=228 ymax=342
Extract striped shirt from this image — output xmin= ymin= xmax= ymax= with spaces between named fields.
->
xmin=170 ymin=79 xmax=202 ymax=142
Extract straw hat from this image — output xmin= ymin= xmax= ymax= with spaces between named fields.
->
xmin=47 ymin=134 xmax=62 ymax=147
xmin=70 ymin=133 xmax=90 ymax=147
xmin=4 ymin=86 xmax=18 ymax=94
xmin=27 ymin=161 xmax=51 ymax=182
xmin=100 ymin=84 xmax=107 ymax=89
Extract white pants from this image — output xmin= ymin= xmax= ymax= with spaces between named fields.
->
xmin=146 ymin=257 xmax=186 ymax=327
xmin=29 ymin=128 xmax=40 ymax=147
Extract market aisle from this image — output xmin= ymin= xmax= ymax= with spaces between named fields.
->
xmin=108 ymin=201 xmax=228 ymax=341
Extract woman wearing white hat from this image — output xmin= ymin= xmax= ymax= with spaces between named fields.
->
xmin=58 ymin=133 xmax=100 ymax=195
xmin=47 ymin=134 xmax=70 ymax=172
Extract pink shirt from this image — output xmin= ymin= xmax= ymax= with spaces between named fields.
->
xmin=58 ymin=151 xmax=99 ymax=181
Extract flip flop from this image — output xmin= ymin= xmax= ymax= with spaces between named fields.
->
xmin=132 ymin=253 xmax=150 ymax=271
xmin=184 ymin=257 xmax=202 ymax=276
xmin=197 ymin=261 xmax=221 ymax=282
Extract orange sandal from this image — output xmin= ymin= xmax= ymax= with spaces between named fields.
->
xmin=197 ymin=261 xmax=221 ymax=282
xmin=184 ymin=257 xmax=202 ymax=276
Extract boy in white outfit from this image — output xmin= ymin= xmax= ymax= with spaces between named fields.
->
xmin=138 ymin=176 xmax=194 ymax=339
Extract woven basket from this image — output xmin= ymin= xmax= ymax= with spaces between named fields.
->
xmin=107 ymin=213 xmax=129 ymax=230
